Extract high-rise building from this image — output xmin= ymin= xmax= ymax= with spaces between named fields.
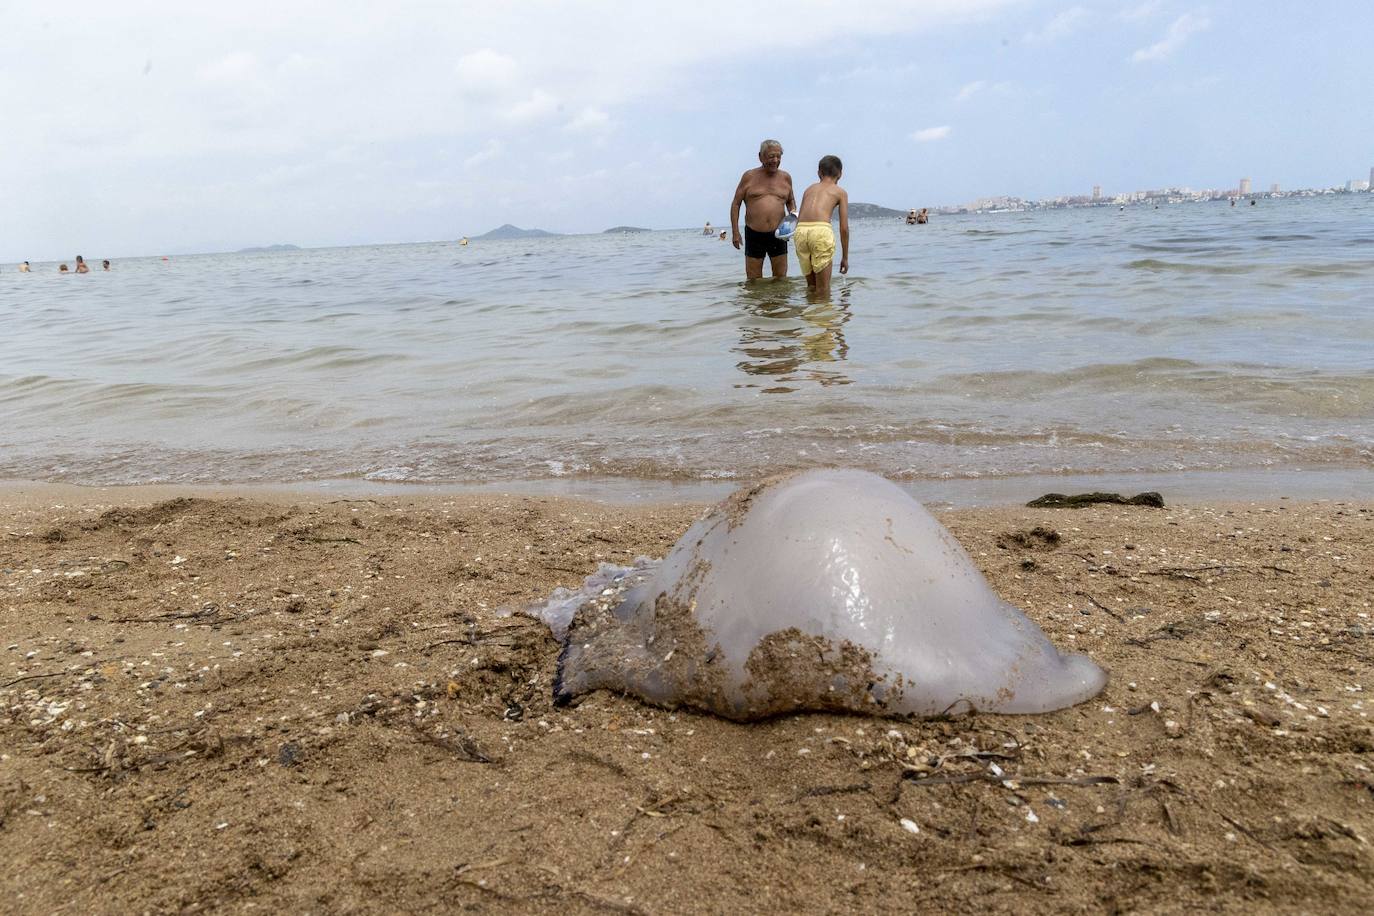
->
xmin=1369 ymin=166 xmax=1373 ymax=189
xmin=1092 ymin=185 xmax=1101 ymax=200
xmin=1270 ymin=183 xmax=1280 ymax=194
xmin=1239 ymin=177 xmax=1252 ymax=195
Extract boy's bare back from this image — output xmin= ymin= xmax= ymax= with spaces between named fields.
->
xmin=797 ymin=181 xmax=847 ymax=223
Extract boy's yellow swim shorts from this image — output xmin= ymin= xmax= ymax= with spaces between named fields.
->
xmin=793 ymin=221 xmax=836 ymax=275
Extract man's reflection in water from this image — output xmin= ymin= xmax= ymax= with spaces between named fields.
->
xmin=734 ymin=282 xmax=853 ymax=392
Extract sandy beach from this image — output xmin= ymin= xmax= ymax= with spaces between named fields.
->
xmin=2 ymin=484 xmax=1371 ymax=913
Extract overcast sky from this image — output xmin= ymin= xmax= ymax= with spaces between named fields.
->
xmin=4 ymin=0 xmax=1370 ymax=259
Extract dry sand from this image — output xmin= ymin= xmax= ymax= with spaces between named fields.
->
xmin=1 ymin=485 xmax=1371 ymax=914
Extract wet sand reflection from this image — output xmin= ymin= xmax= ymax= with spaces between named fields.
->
xmin=733 ymin=281 xmax=853 ymax=392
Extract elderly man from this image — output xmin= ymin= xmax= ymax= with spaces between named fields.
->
xmin=730 ymin=139 xmax=796 ymax=279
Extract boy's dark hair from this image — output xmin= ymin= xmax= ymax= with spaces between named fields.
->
xmin=818 ymin=155 xmax=842 ymax=178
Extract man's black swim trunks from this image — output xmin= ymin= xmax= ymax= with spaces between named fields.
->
xmin=744 ymin=225 xmax=788 ymax=259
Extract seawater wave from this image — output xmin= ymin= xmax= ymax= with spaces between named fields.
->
xmin=1 ymin=195 xmax=1372 ymax=488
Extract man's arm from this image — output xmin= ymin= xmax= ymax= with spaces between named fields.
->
xmin=729 ymin=172 xmax=749 ymax=250
xmin=785 ymin=172 xmax=796 ymax=214
xmin=837 ymin=190 xmax=849 ymax=274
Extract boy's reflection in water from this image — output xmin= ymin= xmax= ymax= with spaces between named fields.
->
xmin=733 ymin=281 xmax=853 ymax=392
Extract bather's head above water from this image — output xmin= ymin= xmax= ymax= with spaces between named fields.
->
xmin=535 ymin=469 xmax=1107 ymax=721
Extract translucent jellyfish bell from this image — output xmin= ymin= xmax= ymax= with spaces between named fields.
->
xmin=551 ymin=469 xmax=1107 ymax=720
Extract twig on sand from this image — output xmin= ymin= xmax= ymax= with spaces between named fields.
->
xmin=1217 ymin=811 xmax=1274 ymax=849
xmin=1143 ymin=563 xmax=1295 ymax=580
xmin=406 ymin=723 xmax=493 ymax=763
xmin=423 ymin=626 xmax=527 ymax=653
xmin=112 ymin=604 xmax=231 ymax=625
xmin=0 ymin=671 xmax=67 ymax=689
xmin=1125 ymin=620 xmax=1203 ymax=647
xmin=904 ymin=772 xmax=1119 ymax=789
xmin=454 ymin=858 xmax=510 ymax=878
xmin=1075 ymin=590 xmax=1125 ymax=622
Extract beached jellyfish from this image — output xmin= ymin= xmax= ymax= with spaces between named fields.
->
xmin=534 ymin=469 xmax=1107 ymax=721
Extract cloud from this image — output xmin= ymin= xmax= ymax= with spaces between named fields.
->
xmin=1023 ymin=6 xmax=1090 ymax=43
xmin=454 ymin=49 xmax=520 ymax=94
xmin=955 ymin=80 xmax=987 ymax=102
xmin=503 ymin=89 xmax=560 ymax=125
xmin=464 ymin=139 xmax=503 ymax=169
xmin=1119 ymin=1 xmax=1162 ymax=21
xmin=1 ymin=0 xmax=1022 ymax=255
xmin=565 ymin=106 xmax=611 ymax=132
xmin=954 ymin=79 xmax=1012 ymax=102
xmin=910 ymin=125 xmax=952 ymax=143
xmin=818 ymin=62 xmax=918 ymax=84
xmin=1131 ymin=11 xmax=1211 ymax=62
xmin=196 ymin=51 xmax=262 ymax=86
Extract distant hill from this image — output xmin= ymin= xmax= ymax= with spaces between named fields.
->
xmin=238 ymin=244 xmax=300 ymax=253
xmin=604 ymin=226 xmax=651 ymax=234
xmin=848 ymin=202 xmax=905 ymax=220
xmin=474 ymin=224 xmax=560 ymax=240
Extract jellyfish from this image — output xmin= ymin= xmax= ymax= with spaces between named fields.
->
xmin=537 ymin=469 xmax=1106 ymax=720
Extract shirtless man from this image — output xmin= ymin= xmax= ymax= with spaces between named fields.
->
xmin=729 ymin=139 xmax=796 ymax=279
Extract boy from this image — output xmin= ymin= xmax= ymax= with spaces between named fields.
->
xmin=793 ymin=155 xmax=849 ymax=294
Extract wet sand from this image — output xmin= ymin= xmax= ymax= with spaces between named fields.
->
xmin=2 ymin=485 xmax=1371 ymax=913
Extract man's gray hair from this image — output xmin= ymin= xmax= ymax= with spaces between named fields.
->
xmin=759 ymin=139 xmax=782 ymax=153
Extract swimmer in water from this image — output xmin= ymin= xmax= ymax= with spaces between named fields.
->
xmin=59 ymin=263 xmax=69 ymax=272
xmin=102 ymin=259 xmax=111 ymax=270
xmin=18 ymin=261 xmax=30 ymax=272
xmin=75 ymin=255 xmax=89 ymax=273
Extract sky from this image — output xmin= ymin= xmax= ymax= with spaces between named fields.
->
xmin=3 ymin=0 xmax=1371 ymax=259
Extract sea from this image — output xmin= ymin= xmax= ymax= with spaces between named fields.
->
xmin=3 ymin=195 xmax=1372 ymax=505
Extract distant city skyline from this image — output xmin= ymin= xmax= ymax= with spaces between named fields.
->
xmin=956 ymin=170 xmax=1372 ymax=214
xmin=4 ymin=1 xmax=1373 ymax=259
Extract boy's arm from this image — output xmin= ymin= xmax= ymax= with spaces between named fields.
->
xmin=837 ymin=190 xmax=849 ymax=274
xmin=729 ymin=173 xmax=748 ymax=250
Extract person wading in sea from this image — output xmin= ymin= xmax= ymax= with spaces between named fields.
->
xmin=729 ymin=139 xmax=796 ymax=280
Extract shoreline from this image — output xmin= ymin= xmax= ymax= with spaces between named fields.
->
xmin=4 ymin=462 xmax=1374 ymax=510
xmin=2 ymin=484 xmax=1371 ymax=911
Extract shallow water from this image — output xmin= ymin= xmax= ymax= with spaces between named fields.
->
xmin=2 ymin=195 xmax=1371 ymax=489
